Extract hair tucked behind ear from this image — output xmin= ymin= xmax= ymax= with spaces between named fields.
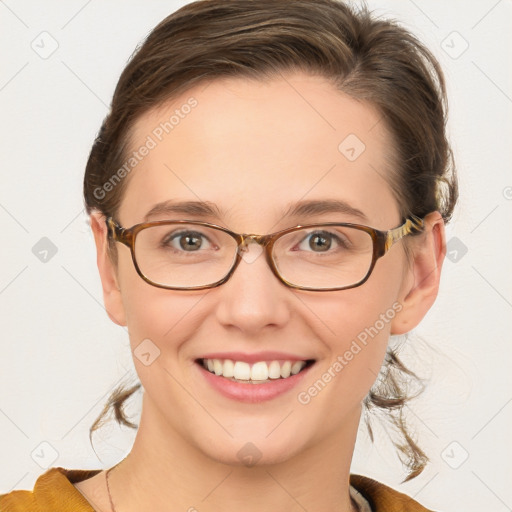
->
xmin=86 ymin=0 xmax=457 ymax=480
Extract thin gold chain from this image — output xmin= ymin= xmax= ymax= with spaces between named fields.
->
xmin=106 ymin=466 xmax=116 ymax=512
xmin=105 ymin=456 xmax=128 ymax=512
xmin=104 ymin=457 xmax=361 ymax=512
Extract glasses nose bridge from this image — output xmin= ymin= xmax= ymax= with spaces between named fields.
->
xmin=238 ymin=232 xmax=271 ymax=251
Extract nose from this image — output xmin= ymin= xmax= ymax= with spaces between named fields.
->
xmin=214 ymin=240 xmax=291 ymax=334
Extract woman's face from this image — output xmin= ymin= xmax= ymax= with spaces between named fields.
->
xmin=97 ymin=72 xmax=419 ymax=465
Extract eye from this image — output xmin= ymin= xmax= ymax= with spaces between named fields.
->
xmin=162 ymin=229 xmax=216 ymax=252
xmin=295 ymin=229 xmax=350 ymax=253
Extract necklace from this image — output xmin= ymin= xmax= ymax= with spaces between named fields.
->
xmin=105 ymin=457 xmax=127 ymax=512
xmin=105 ymin=459 xmax=361 ymax=512
xmin=105 ymin=465 xmax=117 ymax=512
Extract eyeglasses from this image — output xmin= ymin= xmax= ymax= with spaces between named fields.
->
xmin=106 ymin=215 xmax=424 ymax=292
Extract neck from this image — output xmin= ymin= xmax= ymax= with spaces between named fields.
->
xmin=108 ymin=396 xmax=361 ymax=512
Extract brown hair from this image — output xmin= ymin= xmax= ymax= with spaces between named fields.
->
xmin=84 ymin=0 xmax=457 ymax=481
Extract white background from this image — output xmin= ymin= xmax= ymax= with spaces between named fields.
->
xmin=0 ymin=1 xmax=511 ymax=511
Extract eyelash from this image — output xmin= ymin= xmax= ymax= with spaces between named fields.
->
xmin=161 ymin=230 xmax=216 ymax=252
xmin=294 ymin=230 xmax=350 ymax=252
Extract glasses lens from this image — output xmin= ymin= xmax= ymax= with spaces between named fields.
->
xmin=134 ymin=223 xmax=238 ymax=288
xmin=273 ymin=225 xmax=374 ymax=290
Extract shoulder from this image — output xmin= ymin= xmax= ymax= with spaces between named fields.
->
xmin=0 ymin=467 xmax=102 ymax=512
xmin=350 ymin=474 xmax=440 ymax=512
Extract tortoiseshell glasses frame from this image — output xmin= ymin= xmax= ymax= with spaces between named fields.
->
xmin=105 ymin=215 xmax=425 ymax=292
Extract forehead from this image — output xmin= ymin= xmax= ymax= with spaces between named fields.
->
xmin=120 ymin=72 xmax=398 ymax=230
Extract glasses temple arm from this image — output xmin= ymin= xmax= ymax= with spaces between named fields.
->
xmin=384 ymin=214 xmax=425 ymax=251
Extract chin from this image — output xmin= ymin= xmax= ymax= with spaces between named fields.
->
xmin=199 ymin=436 xmax=303 ymax=468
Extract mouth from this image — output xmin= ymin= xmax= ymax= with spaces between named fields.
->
xmin=195 ymin=357 xmax=316 ymax=384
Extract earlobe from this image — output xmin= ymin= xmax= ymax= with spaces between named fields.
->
xmin=390 ymin=211 xmax=446 ymax=335
xmin=89 ymin=212 xmax=127 ymax=327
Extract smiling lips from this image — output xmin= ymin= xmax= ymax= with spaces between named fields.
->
xmin=200 ymin=358 xmax=313 ymax=383
xmin=197 ymin=353 xmax=314 ymax=384
xmin=195 ymin=352 xmax=316 ymax=402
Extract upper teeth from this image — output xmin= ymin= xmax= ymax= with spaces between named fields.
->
xmin=202 ymin=359 xmax=307 ymax=381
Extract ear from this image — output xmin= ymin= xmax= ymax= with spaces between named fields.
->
xmin=89 ymin=211 xmax=127 ymax=327
xmin=390 ymin=211 xmax=446 ymax=335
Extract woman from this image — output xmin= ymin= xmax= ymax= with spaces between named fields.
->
xmin=0 ymin=0 xmax=457 ymax=510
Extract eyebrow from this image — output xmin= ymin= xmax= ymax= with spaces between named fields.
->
xmin=143 ymin=198 xmax=368 ymax=223
xmin=143 ymin=200 xmax=224 ymax=222
xmin=281 ymin=199 xmax=368 ymax=222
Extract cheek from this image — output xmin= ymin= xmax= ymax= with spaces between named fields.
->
xmin=115 ymin=248 xmax=204 ymax=354
xmin=317 ymin=288 xmax=398 ymax=370
xmin=309 ymin=248 xmax=405 ymax=346
xmin=120 ymin=285 xmax=210 ymax=404
xmin=123 ymin=287 xmax=205 ymax=350
xmin=301 ymin=254 xmax=406 ymax=401
xmin=294 ymin=294 xmax=400 ymax=430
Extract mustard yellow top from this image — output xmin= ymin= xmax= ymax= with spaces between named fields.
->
xmin=0 ymin=467 xmax=437 ymax=512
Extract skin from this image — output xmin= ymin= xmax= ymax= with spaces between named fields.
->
xmin=77 ymin=72 xmax=446 ymax=512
